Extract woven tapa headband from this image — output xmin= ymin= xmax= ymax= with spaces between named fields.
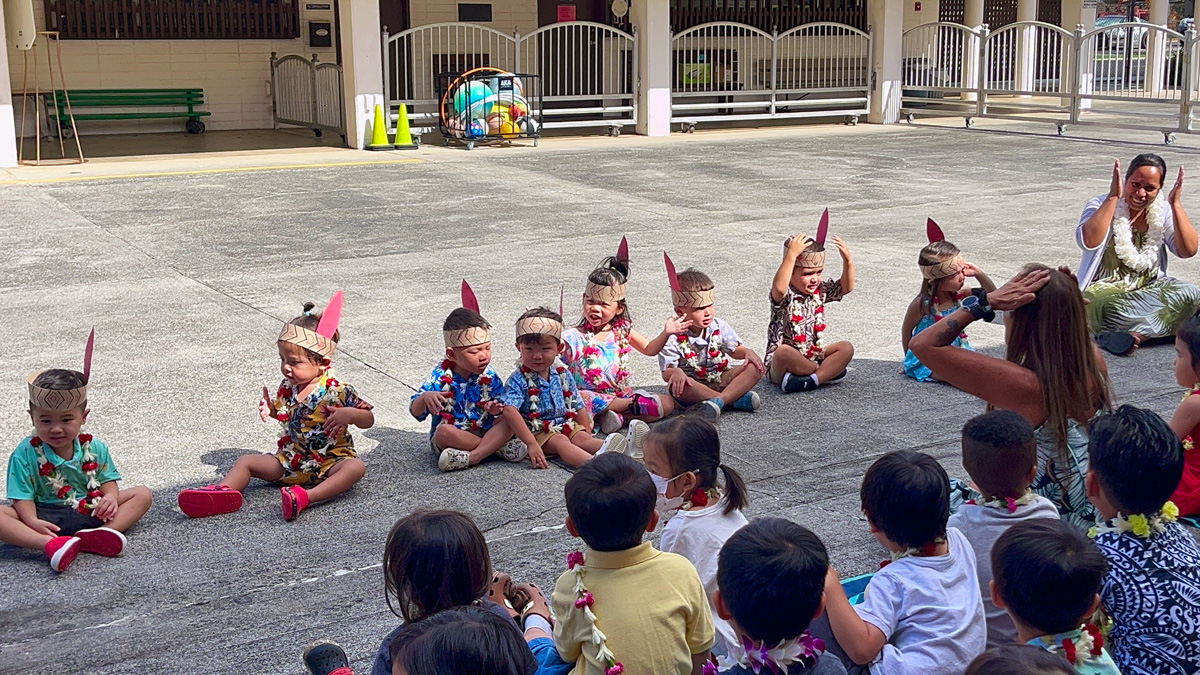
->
xmin=28 ymin=329 xmax=94 ymax=410
xmin=920 ymin=219 xmax=966 ymax=280
xmin=444 ymin=280 xmax=493 ymax=348
xmin=516 ymin=288 xmax=565 ymax=340
xmin=794 ymin=208 xmax=830 ymax=269
xmin=664 ymin=252 xmax=715 ymax=308
xmin=584 ymin=236 xmax=630 ymax=303
xmin=278 ymin=290 xmax=343 ymax=359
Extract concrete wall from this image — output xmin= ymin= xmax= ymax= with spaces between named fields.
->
xmin=408 ymin=0 xmax=539 ymax=33
xmin=905 ymin=0 xmax=939 ymax=31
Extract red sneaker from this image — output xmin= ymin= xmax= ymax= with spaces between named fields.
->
xmin=45 ymin=536 xmax=81 ymax=573
xmin=178 ymin=485 xmax=243 ymax=518
xmin=75 ymin=527 xmax=127 ymax=557
xmin=281 ymin=485 xmax=310 ymax=522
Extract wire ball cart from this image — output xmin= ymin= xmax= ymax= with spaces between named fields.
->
xmin=437 ymin=67 xmax=542 ymax=150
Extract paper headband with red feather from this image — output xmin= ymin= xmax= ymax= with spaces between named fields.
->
xmin=920 ymin=218 xmax=965 ymax=280
xmin=278 ymin=290 xmax=344 ymax=359
xmin=28 ymin=329 xmax=95 ymax=410
xmin=444 ymin=280 xmax=492 ymax=348
xmin=585 ymin=236 xmax=630 ymax=303
xmin=795 ymin=209 xmax=830 ymax=269
xmin=515 ymin=286 xmax=566 ymax=340
xmin=664 ymin=252 xmax=716 ymax=308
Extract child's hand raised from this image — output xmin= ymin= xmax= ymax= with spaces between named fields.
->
xmin=322 ymin=406 xmax=356 ymax=438
xmin=831 ymin=235 xmax=852 ymax=260
xmin=963 ymin=262 xmax=981 ymax=277
xmin=785 ymin=234 xmax=814 ymax=258
xmin=259 ymin=387 xmax=274 ymax=422
xmin=664 ymin=313 xmax=693 ymax=335
xmin=528 ymin=443 xmax=549 ymax=469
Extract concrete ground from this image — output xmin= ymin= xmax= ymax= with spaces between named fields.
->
xmin=1 ymin=119 xmax=1198 ymax=674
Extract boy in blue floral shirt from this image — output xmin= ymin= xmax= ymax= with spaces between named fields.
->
xmin=411 ymin=305 xmax=517 ymax=473
xmin=1085 ymin=405 xmax=1200 ymax=675
xmin=500 ymin=307 xmax=625 ymax=469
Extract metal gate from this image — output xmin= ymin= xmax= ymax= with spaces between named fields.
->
xmin=270 ymin=52 xmax=345 ymax=139
xmin=670 ymin=21 xmax=871 ymax=129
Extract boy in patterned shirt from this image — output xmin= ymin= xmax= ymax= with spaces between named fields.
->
xmin=1085 ymin=405 xmax=1200 ymax=675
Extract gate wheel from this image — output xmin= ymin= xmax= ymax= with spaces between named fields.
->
xmin=905 ymin=113 xmax=915 ymax=124
xmin=186 ymin=119 xmax=206 ymax=134
xmin=1165 ymin=132 xmax=1177 ymax=146
xmin=1056 ymin=123 xmax=1067 ymax=137
xmin=964 ymin=118 xmax=975 ymax=129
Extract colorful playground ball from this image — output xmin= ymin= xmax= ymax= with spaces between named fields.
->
xmin=445 ymin=115 xmax=467 ymax=138
xmin=499 ymin=120 xmax=520 ymax=139
xmin=467 ymin=119 xmax=488 ymax=137
xmin=486 ymin=112 xmax=506 ymax=132
xmin=453 ymin=81 xmax=493 ymax=113
xmin=510 ymin=102 xmax=528 ymax=120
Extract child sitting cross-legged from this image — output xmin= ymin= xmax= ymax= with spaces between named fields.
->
xmin=949 ymin=410 xmax=1060 ymax=647
xmin=1085 ymin=405 xmax=1200 ymax=674
xmin=817 ymin=450 xmax=986 ymax=675
xmin=713 ymin=517 xmax=847 ymax=674
xmin=500 ymin=307 xmax=625 ymax=469
xmin=659 ymin=254 xmax=765 ymax=420
xmin=1 ymin=333 xmax=152 ymax=573
xmin=991 ymin=519 xmax=1119 ymax=674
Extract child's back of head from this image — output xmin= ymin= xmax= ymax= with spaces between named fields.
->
xmin=565 ymin=452 xmax=655 ymax=551
xmin=384 ymin=509 xmax=492 ymax=623
xmin=966 ymin=645 xmax=1075 ymax=675
xmin=861 ymin=450 xmax=949 ymax=549
xmin=962 ymin=410 xmax=1038 ymax=500
xmin=1088 ymin=405 xmax=1184 ymax=515
xmin=717 ymin=518 xmax=828 ymax=644
xmin=992 ymin=519 xmax=1107 ymax=636
xmin=388 ymin=606 xmax=536 ymax=675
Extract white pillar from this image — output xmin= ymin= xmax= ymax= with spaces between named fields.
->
xmin=0 ymin=4 xmax=20 ymax=168
xmin=1015 ymin=0 xmax=1037 ymax=95
xmin=868 ymin=0 xmax=904 ymax=123
xmin=965 ymin=0 xmax=984 ymax=26
xmin=631 ymin=0 xmax=671 ymax=135
xmin=1146 ymin=0 xmax=1170 ymax=96
xmin=1061 ymin=0 xmax=1096 ymax=109
xmin=961 ymin=0 xmax=984 ymax=100
xmin=338 ymin=0 xmax=384 ymax=149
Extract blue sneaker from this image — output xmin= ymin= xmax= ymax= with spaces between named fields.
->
xmin=695 ymin=398 xmax=723 ymax=419
xmin=732 ymin=391 xmax=760 ymax=412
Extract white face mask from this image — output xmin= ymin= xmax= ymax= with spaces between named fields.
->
xmin=650 ymin=469 xmax=691 ymax=516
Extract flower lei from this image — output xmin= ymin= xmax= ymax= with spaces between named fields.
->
xmin=1111 ymin=192 xmax=1166 ymax=273
xmin=703 ymin=632 xmax=826 ymax=675
xmin=882 ymin=536 xmax=946 ymax=567
xmin=683 ymin=487 xmax=720 ymax=510
xmin=274 ymin=372 xmax=339 ymax=475
xmin=1089 ymin=502 xmax=1179 ymax=539
xmin=966 ymin=490 xmax=1037 ymax=514
xmin=676 ymin=329 xmax=732 ymax=383
xmin=522 ymin=359 xmax=584 ymax=435
xmin=789 ymin=295 xmax=826 ymax=360
xmin=567 ymin=551 xmax=624 ymax=675
xmin=33 ymin=435 xmax=102 ymax=514
xmin=930 ymin=294 xmax=970 ymax=339
xmin=1045 ymin=625 xmax=1105 ymax=666
xmin=578 ymin=320 xmax=632 ymax=395
xmin=436 ymin=360 xmax=498 ymax=432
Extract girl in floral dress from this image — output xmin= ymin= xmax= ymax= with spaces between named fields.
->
xmin=1168 ymin=314 xmax=1200 ymax=516
xmin=561 ymin=242 xmax=690 ymax=439
xmin=901 ymin=220 xmax=996 ymax=382
xmin=178 ymin=292 xmax=374 ymax=522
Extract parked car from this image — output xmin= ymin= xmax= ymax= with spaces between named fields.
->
xmin=1096 ymin=15 xmax=1150 ymax=49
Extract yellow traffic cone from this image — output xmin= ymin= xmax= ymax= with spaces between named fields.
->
xmin=366 ymin=103 xmax=393 ymax=151
xmin=394 ymin=103 xmax=417 ymax=150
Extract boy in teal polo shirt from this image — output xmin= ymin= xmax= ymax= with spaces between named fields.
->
xmin=1 ymin=348 xmax=152 ymax=573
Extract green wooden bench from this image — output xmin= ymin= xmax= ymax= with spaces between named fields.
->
xmin=49 ymin=88 xmax=211 ymax=137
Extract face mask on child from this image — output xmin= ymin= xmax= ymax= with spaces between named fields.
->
xmin=651 ymin=470 xmax=692 ymax=515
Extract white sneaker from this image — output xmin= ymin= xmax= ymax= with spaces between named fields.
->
xmin=596 ymin=410 xmax=624 ymax=435
xmin=596 ymin=432 xmax=627 ymax=457
xmin=625 ymin=419 xmax=650 ymax=460
xmin=437 ymin=448 xmax=471 ymax=472
xmin=499 ymin=438 xmax=528 ymax=462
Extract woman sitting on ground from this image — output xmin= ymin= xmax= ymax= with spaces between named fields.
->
xmin=909 ymin=266 xmax=1113 ymax=530
xmin=1078 ymin=153 xmax=1199 ymax=355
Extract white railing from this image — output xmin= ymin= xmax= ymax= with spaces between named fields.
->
xmin=901 ymin=20 xmax=1197 ymax=143
xmin=670 ymin=21 xmax=871 ymax=128
xmin=270 ymin=52 xmax=345 ymax=138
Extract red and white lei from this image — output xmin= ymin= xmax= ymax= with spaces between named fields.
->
xmin=789 ymin=297 xmax=827 ymax=360
xmin=33 ymin=434 xmax=102 ymax=514
xmin=567 ymin=551 xmax=624 ymax=675
xmin=274 ymin=373 xmax=340 ymax=475
xmin=578 ymin=320 xmax=632 ymax=395
xmin=437 ymin=359 xmax=498 ymax=432
xmin=676 ymin=329 xmax=732 ymax=383
xmin=523 ymin=359 xmax=584 ymax=435
xmin=1045 ymin=625 xmax=1105 ymax=666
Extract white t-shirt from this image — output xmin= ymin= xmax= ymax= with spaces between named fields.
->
xmin=854 ymin=527 xmax=987 ymax=675
xmin=948 ymin=495 xmax=1061 ymax=648
xmin=660 ymin=499 xmax=750 ymax=657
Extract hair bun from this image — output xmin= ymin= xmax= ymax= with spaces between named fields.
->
xmin=301 ymin=301 xmax=317 ymax=315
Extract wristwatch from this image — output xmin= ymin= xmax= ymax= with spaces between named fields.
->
xmin=961 ymin=292 xmax=996 ymax=323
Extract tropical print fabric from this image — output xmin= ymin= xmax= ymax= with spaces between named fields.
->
xmin=270 ymin=374 xmax=372 ymax=485
xmin=1084 ymin=228 xmax=1200 ymax=338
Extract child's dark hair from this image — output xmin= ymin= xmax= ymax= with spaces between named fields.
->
xmin=1125 ymin=153 xmax=1167 ymax=183
xmin=961 ymin=410 xmax=1037 ymax=500
xmin=992 ymin=519 xmax=1107 ymax=635
xmin=565 ymin=452 xmax=655 ymax=551
xmin=646 ymin=416 xmax=747 ymax=515
xmin=388 ymin=606 xmax=536 ymax=675
xmin=717 ymin=518 xmax=829 ymax=645
xmin=860 ymin=450 xmax=949 ymax=549
xmin=966 ymin=645 xmax=1075 ymax=675
xmin=578 ymin=255 xmax=632 ymax=328
xmin=444 ymin=307 xmax=491 ymax=332
xmin=284 ymin=302 xmax=340 ymax=363
xmin=383 ymin=510 xmax=492 ymax=623
xmin=1088 ymin=405 xmax=1184 ymax=515
xmin=516 ymin=307 xmax=563 ymax=346
xmin=1178 ymin=313 xmax=1200 ymax=372
xmin=917 ymin=240 xmax=963 ymax=316
xmin=677 ymin=268 xmax=714 ymax=293
xmin=31 ymin=369 xmax=88 ymax=391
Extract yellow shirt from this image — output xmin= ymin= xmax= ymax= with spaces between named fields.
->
xmin=552 ymin=542 xmax=715 ymax=675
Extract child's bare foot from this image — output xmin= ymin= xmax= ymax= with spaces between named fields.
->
xmin=489 ymin=572 xmax=519 ymax=619
xmin=514 ymin=582 xmax=553 ymax=625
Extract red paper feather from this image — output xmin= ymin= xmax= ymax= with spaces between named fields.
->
xmin=816 ymin=208 xmax=830 ymax=247
xmin=617 ymin=236 xmax=630 ymax=264
xmin=559 ymin=285 xmax=565 ymax=318
xmin=461 ymin=279 xmax=481 ymax=313
xmin=316 ymin=290 xmax=343 ymax=339
xmin=926 ymin=218 xmax=946 ymax=243
xmin=83 ymin=328 xmax=95 ymax=382
xmin=664 ymin=252 xmax=681 ymax=291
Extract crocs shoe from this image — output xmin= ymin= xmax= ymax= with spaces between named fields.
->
xmin=438 ymin=447 xmax=471 ymax=472
xmin=695 ymin=398 xmax=723 ymax=420
xmin=178 ymin=485 xmax=243 ymax=518
xmin=732 ymin=391 xmax=761 ymax=412
xmin=781 ymin=373 xmax=818 ymax=393
xmin=281 ymin=485 xmax=311 ymax=522
xmin=596 ymin=410 xmax=624 ymax=435
xmin=303 ymin=640 xmax=354 ymax=675
xmin=631 ymin=391 xmax=663 ymax=418
xmin=499 ymin=438 xmax=528 ymax=463
xmin=625 ymin=419 xmax=650 ymax=460
xmin=75 ymin=527 xmax=126 ymax=557
xmin=45 ymin=535 xmax=81 ymax=573
xmin=596 ymin=432 xmax=627 ymax=457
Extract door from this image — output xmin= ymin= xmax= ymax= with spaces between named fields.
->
xmin=537 ymin=0 xmax=607 ymax=108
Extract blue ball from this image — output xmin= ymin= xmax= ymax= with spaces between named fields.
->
xmin=453 ymin=81 xmax=492 ymax=114
xmin=467 ymin=119 xmax=488 ymax=137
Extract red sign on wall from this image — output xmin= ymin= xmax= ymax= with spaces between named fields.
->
xmin=557 ymin=4 xmax=577 ymax=21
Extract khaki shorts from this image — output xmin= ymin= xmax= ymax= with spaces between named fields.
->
xmin=534 ymin=427 xmax=590 ymax=448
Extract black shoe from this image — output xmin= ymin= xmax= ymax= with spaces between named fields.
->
xmin=781 ymin=373 xmax=818 ymax=393
xmin=826 ymin=369 xmax=847 ymax=383
xmin=1096 ymin=331 xmax=1136 ymax=356
xmin=304 ymin=641 xmax=352 ymax=675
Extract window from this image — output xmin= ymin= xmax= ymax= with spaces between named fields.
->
xmin=45 ymin=0 xmax=301 ymax=39
xmin=458 ymin=3 xmax=493 ymax=22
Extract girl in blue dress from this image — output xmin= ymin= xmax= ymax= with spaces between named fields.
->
xmin=902 ymin=220 xmax=997 ymax=382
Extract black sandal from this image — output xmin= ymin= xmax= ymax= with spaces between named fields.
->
xmin=1096 ymin=331 xmax=1136 ymax=356
xmin=303 ymin=641 xmax=353 ymax=675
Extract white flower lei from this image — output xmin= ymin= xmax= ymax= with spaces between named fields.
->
xmin=706 ymin=632 xmax=826 ymax=675
xmin=1112 ymin=192 xmax=1166 ymax=273
xmin=788 ymin=294 xmax=826 ymax=360
xmin=566 ymin=551 xmax=625 ymax=675
xmin=676 ymin=329 xmax=732 ymax=383
xmin=34 ymin=436 xmax=102 ymax=513
xmin=1089 ymin=501 xmax=1179 ymax=539
xmin=437 ymin=360 xmax=498 ymax=432
xmin=522 ymin=358 xmax=584 ymax=435
xmin=966 ymin=489 xmax=1037 ymax=514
